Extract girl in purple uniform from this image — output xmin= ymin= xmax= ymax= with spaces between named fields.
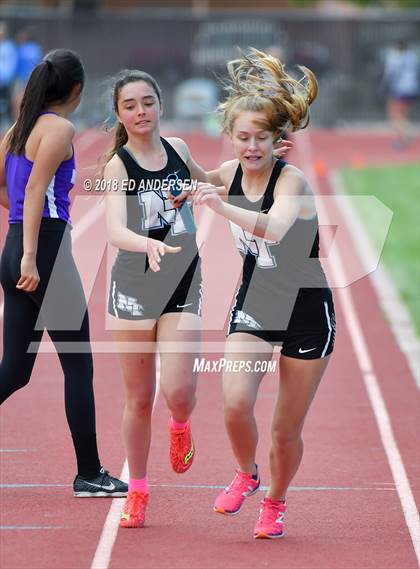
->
xmin=0 ymin=49 xmax=127 ymax=497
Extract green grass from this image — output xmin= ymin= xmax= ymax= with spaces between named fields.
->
xmin=341 ymin=163 xmax=420 ymax=334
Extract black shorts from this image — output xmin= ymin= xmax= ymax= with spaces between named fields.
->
xmin=228 ymin=287 xmax=336 ymax=359
xmin=108 ymin=258 xmax=202 ymax=321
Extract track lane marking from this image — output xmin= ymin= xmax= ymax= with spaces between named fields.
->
xmin=0 ymin=526 xmax=69 ymax=530
xmin=0 ymin=483 xmax=396 ymax=492
xmin=90 ymin=359 xmax=160 ymax=569
xmin=298 ymin=129 xmax=420 ymax=565
xmin=329 ymin=169 xmax=419 ymax=388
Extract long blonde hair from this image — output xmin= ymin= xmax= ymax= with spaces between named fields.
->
xmin=218 ymin=48 xmax=318 ymax=139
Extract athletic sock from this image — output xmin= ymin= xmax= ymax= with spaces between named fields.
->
xmin=170 ymin=416 xmax=189 ymax=430
xmin=72 ymin=433 xmax=101 ymax=478
xmin=129 ymin=476 xmax=148 ymax=493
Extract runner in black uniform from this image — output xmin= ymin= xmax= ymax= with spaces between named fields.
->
xmin=193 ymin=49 xmax=336 ymax=540
xmin=227 ymin=158 xmax=334 ymax=358
xmin=102 ymin=69 xmax=293 ymax=530
xmin=108 ymin=137 xmax=202 ymax=321
xmin=103 ymin=70 xmax=208 ymax=530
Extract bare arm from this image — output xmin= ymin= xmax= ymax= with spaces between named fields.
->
xmin=194 ymin=166 xmax=306 ymax=242
xmin=0 ymin=128 xmax=12 ymax=210
xmin=206 ymin=169 xmax=221 ymax=185
xmin=0 ymin=188 xmax=9 ymax=209
xmin=104 ymin=155 xmax=181 ymax=272
xmin=104 ymin=155 xmax=149 ymax=252
xmin=17 ymin=121 xmax=75 ymax=291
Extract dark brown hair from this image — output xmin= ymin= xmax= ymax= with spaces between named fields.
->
xmin=8 ymin=49 xmax=84 ymax=154
xmin=103 ymin=70 xmax=162 ymax=167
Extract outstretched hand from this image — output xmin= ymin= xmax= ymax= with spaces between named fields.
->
xmin=147 ymin=239 xmax=182 ymax=272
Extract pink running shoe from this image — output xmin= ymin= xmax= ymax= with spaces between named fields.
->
xmin=253 ymin=497 xmax=286 ymax=539
xmin=120 ymin=491 xmax=148 ymax=528
xmin=169 ymin=419 xmax=195 ymax=474
xmin=214 ymin=469 xmax=260 ymax=515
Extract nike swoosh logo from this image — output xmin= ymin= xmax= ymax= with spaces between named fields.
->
xmin=298 ymin=347 xmax=317 ymax=354
xmin=176 ymin=303 xmax=193 ymax=309
xmin=84 ymin=481 xmax=116 ymax=491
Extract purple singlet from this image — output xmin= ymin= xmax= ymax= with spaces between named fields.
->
xmin=5 ymin=112 xmax=76 ymax=225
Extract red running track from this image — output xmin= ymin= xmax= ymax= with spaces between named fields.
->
xmin=0 ymin=128 xmax=418 ymax=569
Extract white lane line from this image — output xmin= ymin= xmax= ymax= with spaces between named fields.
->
xmin=0 ymin=483 xmax=395 ymax=492
xmin=89 ymin=461 xmax=128 ymax=569
xmin=149 ymin=483 xmax=395 ymax=492
xmin=1 ymin=484 xmax=69 ymax=488
xmin=90 ymin=357 xmax=161 ymax=569
xmin=0 ymin=526 xmax=69 ymax=530
xmin=298 ymin=129 xmax=420 ymax=565
xmin=329 ymin=169 xmax=419 ymax=388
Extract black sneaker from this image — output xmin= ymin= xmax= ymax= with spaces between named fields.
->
xmin=73 ymin=467 xmax=128 ymax=498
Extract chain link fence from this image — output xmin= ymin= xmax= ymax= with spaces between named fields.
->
xmin=1 ymin=7 xmax=419 ymax=127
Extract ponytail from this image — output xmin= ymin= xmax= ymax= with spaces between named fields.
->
xmin=8 ymin=61 xmax=54 ymax=154
xmin=100 ymin=122 xmax=128 ymax=175
xmin=7 ymin=49 xmax=84 ymax=155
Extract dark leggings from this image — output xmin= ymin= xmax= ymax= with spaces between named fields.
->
xmin=0 ymin=219 xmax=100 ymax=476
